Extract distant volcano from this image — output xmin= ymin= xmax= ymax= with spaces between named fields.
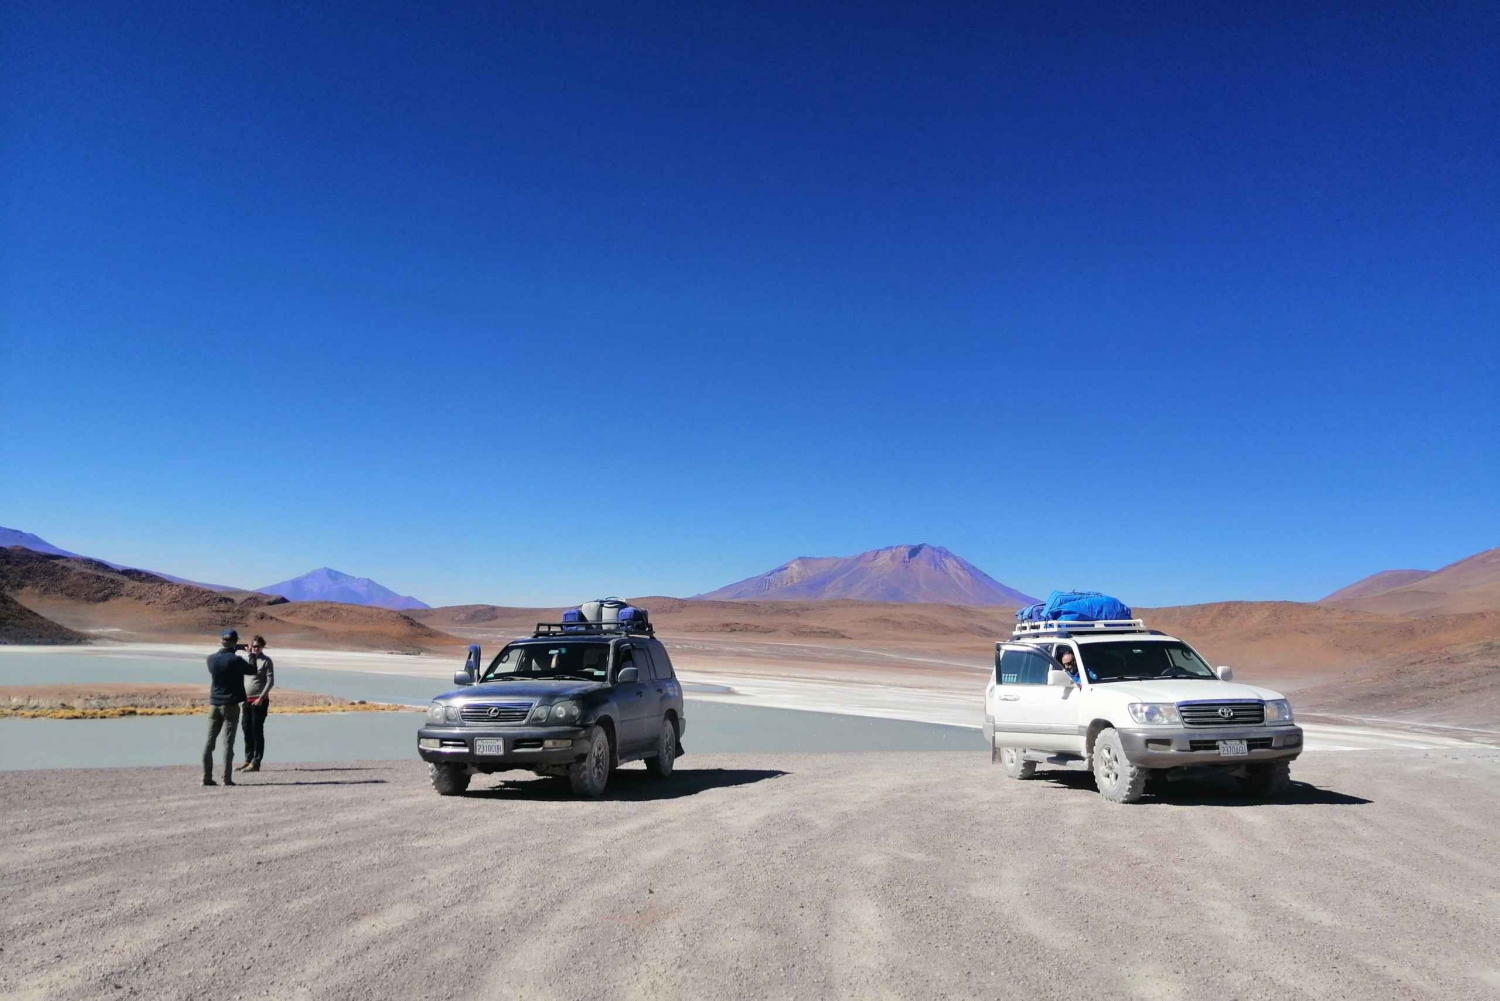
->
xmin=693 ymin=544 xmax=1037 ymax=606
xmin=259 ymin=568 xmax=430 ymax=610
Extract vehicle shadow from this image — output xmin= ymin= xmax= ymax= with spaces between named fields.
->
xmin=468 ymin=766 xmax=788 ymax=802
xmin=238 ymin=779 xmax=390 ymax=787
xmin=1040 ymin=770 xmax=1371 ymax=806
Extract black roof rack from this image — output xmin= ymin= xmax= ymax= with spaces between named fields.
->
xmin=532 ymin=621 xmax=655 ymax=638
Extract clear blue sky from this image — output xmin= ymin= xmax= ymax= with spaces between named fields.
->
xmin=3 ymin=2 xmax=1496 ymax=607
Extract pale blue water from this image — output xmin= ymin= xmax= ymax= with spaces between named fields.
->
xmin=0 ymin=649 xmax=981 ymax=769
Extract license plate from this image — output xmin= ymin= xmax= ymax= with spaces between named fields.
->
xmin=474 ymin=738 xmax=504 ymax=756
xmin=1217 ymin=739 xmax=1248 ymax=757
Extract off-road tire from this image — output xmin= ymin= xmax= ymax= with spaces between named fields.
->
xmin=1000 ymin=745 xmax=1037 ymax=780
xmin=644 ymin=718 xmax=678 ymax=778
xmin=429 ymin=762 xmax=470 ymax=796
xmin=1092 ymin=728 xmax=1148 ymax=804
xmin=1239 ymin=760 xmax=1292 ymax=800
xmin=569 ymin=725 xmax=612 ymax=798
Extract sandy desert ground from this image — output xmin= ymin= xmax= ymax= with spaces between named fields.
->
xmin=3 ymin=750 xmax=1498 ymax=1001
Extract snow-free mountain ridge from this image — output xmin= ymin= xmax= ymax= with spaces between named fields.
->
xmin=259 ymin=567 xmax=430 ymax=610
xmin=693 ymin=544 xmax=1038 ymax=606
xmin=0 ymin=527 xmax=240 ymax=591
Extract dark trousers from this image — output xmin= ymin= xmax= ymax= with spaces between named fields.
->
xmin=241 ymin=697 xmax=270 ymax=765
xmin=203 ymin=703 xmax=241 ymax=780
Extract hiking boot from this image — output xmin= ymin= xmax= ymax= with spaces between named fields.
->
xmin=203 ymin=777 xmax=217 ymax=787
xmin=245 ymin=763 xmax=260 ymax=772
xmin=236 ymin=762 xmax=252 ymax=771
xmin=223 ymin=776 xmax=236 ymax=787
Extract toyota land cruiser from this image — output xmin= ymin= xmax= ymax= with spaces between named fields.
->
xmin=983 ymin=618 xmax=1303 ymax=803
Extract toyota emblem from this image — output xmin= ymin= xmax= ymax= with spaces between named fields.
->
xmin=1217 ymin=707 xmax=1235 ymax=719
xmin=487 ymin=706 xmax=500 ymax=719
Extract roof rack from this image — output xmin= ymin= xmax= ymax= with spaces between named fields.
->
xmin=1011 ymin=619 xmax=1148 ymax=638
xmin=532 ymin=621 xmax=655 ymax=638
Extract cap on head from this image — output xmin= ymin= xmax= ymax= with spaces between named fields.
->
xmin=221 ymin=629 xmax=239 ymax=646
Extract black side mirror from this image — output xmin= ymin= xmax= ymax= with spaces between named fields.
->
xmin=615 ymin=666 xmax=639 ymax=684
xmin=453 ymin=671 xmax=473 ymax=686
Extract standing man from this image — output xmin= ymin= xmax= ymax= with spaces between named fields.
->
xmin=238 ymin=635 xmax=274 ymax=773
xmin=204 ymin=628 xmax=257 ymax=787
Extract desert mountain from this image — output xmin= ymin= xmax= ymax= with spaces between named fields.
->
xmin=0 ymin=548 xmax=456 ymax=651
xmin=259 ymin=568 xmax=430 ymax=611
xmin=1319 ymin=569 xmax=1435 ymax=603
xmin=693 ymin=544 xmax=1037 ymax=606
xmin=0 ymin=592 xmax=87 ymax=645
xmin=1319 ymin=546 xmax=1500 ymax=615
xmin=0 ymin=527 xmax=241 ymax=592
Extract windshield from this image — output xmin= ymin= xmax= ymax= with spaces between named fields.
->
xmin=480 ymin=642 xmax=611 ymax=682
xmin=1078 ymin=641 xmax=1216 ymax=683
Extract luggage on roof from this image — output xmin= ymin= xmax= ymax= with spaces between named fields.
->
xmin=580 ymin=597 xmax=628 ymax=623
xmin=1015 ymin=590 xmax=1133 ymax=622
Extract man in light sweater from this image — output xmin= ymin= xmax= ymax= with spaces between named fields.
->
xmin=237 ymin=634 xmax=274 ymax=772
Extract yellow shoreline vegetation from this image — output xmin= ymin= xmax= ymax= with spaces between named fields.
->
xmin=1 ymin=702 xmax=420 ymax=720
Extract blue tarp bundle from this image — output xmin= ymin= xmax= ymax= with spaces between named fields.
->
xmin=1016 ymin=590 xmax=1133 ymax=622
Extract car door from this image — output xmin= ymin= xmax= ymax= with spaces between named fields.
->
xmin=612 ymin=644 xmax=651 ymax=755
xmin=988 ymin=644 xmax=1084 ymax=754
xmin=633 ymin=645 xmax=665 ymax=742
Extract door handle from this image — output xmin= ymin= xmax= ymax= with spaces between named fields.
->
xmin=999 ymin=695 xmax=1020 ymax=702
xmin=655 ymin=688 xmax=664 ymax=694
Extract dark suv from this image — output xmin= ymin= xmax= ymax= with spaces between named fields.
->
xmin=417 ymin=620 xmax=685 ymax=797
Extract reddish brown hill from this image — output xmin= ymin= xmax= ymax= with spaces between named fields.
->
xmin=0 ymin=548 xmax=463 ymax=652
xmin=1319 ymin=569 xmax=1434 ymax=603
xmin=1319 ymin=546 xmax=1500 ymax=615
xmin=0 ymin=593 xmax=87 ymax=645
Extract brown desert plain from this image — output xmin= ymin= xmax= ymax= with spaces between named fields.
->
xmin=3 ymin=544 xmax=1498 ymax=726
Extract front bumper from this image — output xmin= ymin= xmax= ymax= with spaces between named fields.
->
xmin=416 ymin=725 xmax=588 ymax=768
xmin=1117 ymin=724 xmax=1303 ymax=768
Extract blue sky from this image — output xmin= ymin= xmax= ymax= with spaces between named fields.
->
xmin=3 ymin=2 xmax=1496 ymax=607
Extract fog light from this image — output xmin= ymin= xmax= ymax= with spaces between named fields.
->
xmin=543 ymin=739 xmax=572 ymax=749
xmin=418 ymin=738 xmax=440 ymax=749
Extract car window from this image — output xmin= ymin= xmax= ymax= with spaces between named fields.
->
xmin=651 ymin=645 xmax=675 ymax=680
xmin=1017 ymin=650 xmax=1051 ymax=685
xmin=482 ymin=642 xmax=610 ymax=681
xmin=616 ymin=646 xmax=637 ymax=680
xmin=634 ymin=646 xmax=657 ymax=680
xmin=997 ymin=648 xmax=1023 ymax=684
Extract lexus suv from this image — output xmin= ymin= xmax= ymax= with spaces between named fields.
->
xmin=417 ymin=621 xmax=685 ymax=797
xmin=983 ymin=618 xmax=1303 ymax=803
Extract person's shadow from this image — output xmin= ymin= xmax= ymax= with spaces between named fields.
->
xmin=1041 ymin=769 xmax=1371 ymax=806
xmin=466 ymin=766 xmax=788 ymax=801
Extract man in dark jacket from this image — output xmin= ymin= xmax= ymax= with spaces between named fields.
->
xmin=204 ymin=629 xmax=258 ymax=786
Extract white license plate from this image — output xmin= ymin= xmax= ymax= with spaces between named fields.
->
xmin=474 ymin=738 xmax=504 ymax=756
xmin=1217 ymin=739 xmax=1248 ymax=757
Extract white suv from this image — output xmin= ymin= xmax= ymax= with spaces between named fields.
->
xmin=983 ymin=619 xmax=1303 ymax=803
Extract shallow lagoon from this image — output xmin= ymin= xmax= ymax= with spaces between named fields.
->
xmin=0 ymin=648 xmax=982 ymax=769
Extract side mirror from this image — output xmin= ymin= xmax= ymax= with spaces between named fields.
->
xmin=453 ymin=671 xmax=473 ymax=686
xmin=615 ymin=666 xmax=639 ymax=684
xmin=1046 ymin=669 xmax=1074 ymax=688
xmin=1215 ymin=665 xmax=1234 ymax=682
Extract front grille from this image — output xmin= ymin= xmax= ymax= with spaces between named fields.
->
xmin=459 ymin=702 xmax=534 ymax=724
xmin=1189 ymin=738 xmax=1274 ymax=751
xmin=1178 ymin=701 xmax=1265 ymax=727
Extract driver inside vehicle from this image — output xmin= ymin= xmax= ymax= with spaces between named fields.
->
xmin=1056 ymin=647 xmax=1080 ymax=683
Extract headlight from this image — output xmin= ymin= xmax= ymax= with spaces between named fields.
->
xmin=444 ymin=705 xmax=461 ymax=723
xmin=427 ymin=702 xmax=445 ymax=724
xmin=550 ymin=701 xmax=582 ymax=724
xmin=1264 ymin=699 xmax=1293 ymax=723
xmin=1128 ymin=703 xmax=1181 ymax=725
xmin=529 ymin=704 xmax=552 ymax=723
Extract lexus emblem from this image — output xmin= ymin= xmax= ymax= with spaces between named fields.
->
xmin=487 ymin=707 xmax=500 ymax=719
xmin=1217 ymin=707 xmax=1235 ymax=719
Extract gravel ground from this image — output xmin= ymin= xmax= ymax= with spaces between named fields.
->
xmin=3 ymin=750 xmax=1499 ymax=1000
